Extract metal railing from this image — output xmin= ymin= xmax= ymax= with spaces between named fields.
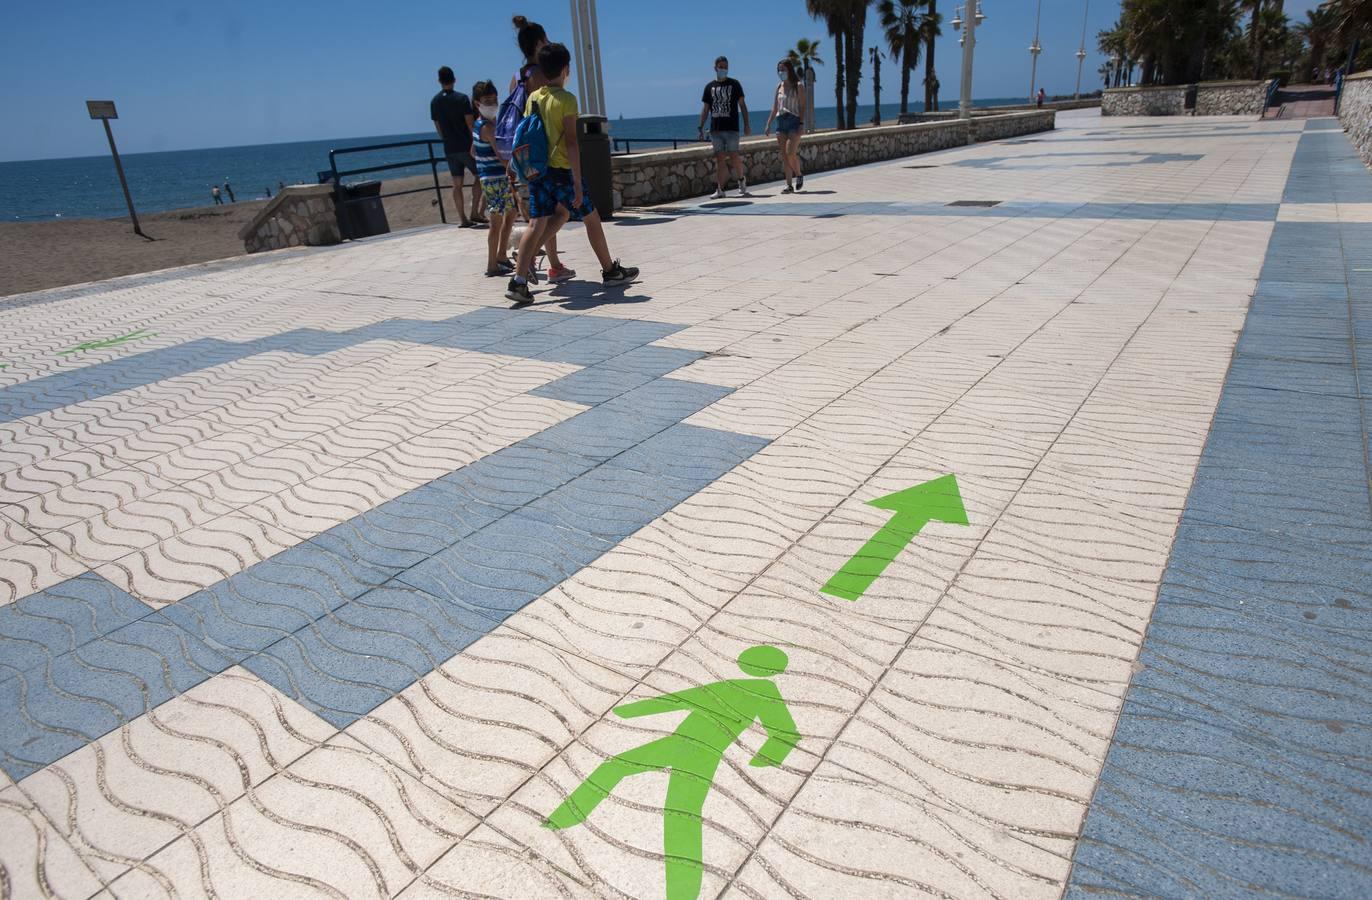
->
xmin=327 ymin=138 xmax=449 ymax=225
xmin=611 ymin=136 xmax=706 ymax=155
xmin=1262 ymin=78 xmax=1282 ymax=117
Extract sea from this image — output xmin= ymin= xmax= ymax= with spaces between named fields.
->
xmin=0 ymin=99 xmax=1027 ymax=222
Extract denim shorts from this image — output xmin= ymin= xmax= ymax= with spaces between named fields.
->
xmin=775 ymin=113 xmax=802 ymax=135
xmin=529 ymin=167 xmax=594 ymax=221
xmin=710 ymin=131 xmax=740 ymax=153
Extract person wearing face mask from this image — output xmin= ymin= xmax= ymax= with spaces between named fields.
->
xmin=472 ymin=80 xmax=517 ymax=277
xmin=764 ymin=58 xmax=806 ymax=193
xmin=697 ymin=56 xmax=751 ymax=199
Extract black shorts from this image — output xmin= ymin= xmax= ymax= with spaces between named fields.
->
xmin=445 ymin=151 xmax=477 ymax=178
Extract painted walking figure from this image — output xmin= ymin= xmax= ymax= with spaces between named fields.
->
xmin=544 ymin=645 xmax=800 ymax=900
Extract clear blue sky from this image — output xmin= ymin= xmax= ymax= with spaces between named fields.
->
xmin=0 ymin=0 xmax=1322 ymax=162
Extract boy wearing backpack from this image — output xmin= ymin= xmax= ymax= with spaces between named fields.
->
xmin=505 ymin=43 xmax=638 ymax=305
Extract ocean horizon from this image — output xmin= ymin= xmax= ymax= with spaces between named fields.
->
xmin=0 ymin=97 xmax=1050 ymax=221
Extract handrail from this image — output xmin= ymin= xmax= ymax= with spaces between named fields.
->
xmin=327 ymin=138 xmax=448 ymax=229
xmin=1263 ymin=78 xmax=1282 ymax=117
xmin=612 ymin=136 xmax=708 ymax=155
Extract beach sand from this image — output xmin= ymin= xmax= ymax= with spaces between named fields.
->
xmin=0 ymin=173 xmax=480 ymax=297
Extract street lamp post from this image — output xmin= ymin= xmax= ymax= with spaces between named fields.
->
xmin=1028 ymin=0 xmax=1043 ymax=103
xmin=952 ymin=0 xmax=984 ymax=120
xmin=1075 ymin=0 xmax=1090 ymax=98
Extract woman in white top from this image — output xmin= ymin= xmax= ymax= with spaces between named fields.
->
xmin=764 ymin=58 xmax=806 ymax=193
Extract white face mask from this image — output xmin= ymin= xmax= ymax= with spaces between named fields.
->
xmin=479 ymin=103 xmax=498 ymax=119
xmin=778 ymin=71 xmax=787 ymax=82
xmin=716 ymin=67 xmax=728 ymax=80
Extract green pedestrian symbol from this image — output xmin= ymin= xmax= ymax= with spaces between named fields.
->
xmin=544 ymin=645 xmax=801 ymax=900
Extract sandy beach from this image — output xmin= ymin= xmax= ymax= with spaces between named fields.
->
xmin=0 ymin=173 xmax=481 ymax=297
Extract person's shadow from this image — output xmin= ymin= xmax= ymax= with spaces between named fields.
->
xmin=539 ymin=280 xmax=653 ymax=311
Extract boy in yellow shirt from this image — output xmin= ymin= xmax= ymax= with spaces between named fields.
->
xmin=506 ymin=43 xmax=638 ymax=305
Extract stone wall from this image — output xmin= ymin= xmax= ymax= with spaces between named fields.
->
xmin=1339 ymin=70 xmax=1372 ymax=168
xmin=1195 ymin=80 xmax=1273 ymax=115
xmin=239 ymin=184 xmax=341 ymax=254
xmin=897 ymin=98 xmax=1098 ymax=124
xmin=613 ymin=111 xmax=1054 ymax=208
xmin=1101 ymin=85 xmax=1188 ymax=116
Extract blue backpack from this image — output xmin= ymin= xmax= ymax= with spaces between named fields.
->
xmin=494 ymin=68 xmax=531 ymax=160
xmin=511 ymin=102 xmax=549 ymax=183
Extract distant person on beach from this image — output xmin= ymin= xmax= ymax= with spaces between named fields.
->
xmin=505 ymin=42 xmax=638 ymax=305
xmin=505 ymin=15 xmax=567 ymax=276
xmin=223 ymin=180 xmax=235 ymax=202
xmin=431 ymin=66 xmax=483 ymax=227
xmin=278 ymin=180 xmax=285 ymax=192
xmin=698 ymin=55 xmax=751 ymax=199
xmin=211 ymin=185 xmax=223 ymax=205
xmin=764 ymin=58 xmax=806 ymax=193
xmin=472 ymin=80 xmax=516 ymax=277
xmin=1036 ymin=87 xmax=1046 ymax=108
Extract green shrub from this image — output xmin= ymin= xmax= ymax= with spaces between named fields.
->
xmin=1268 ymin=69 xmax=1292 ymax=87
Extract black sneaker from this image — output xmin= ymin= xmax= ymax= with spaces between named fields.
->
xmin=505 ymin=278 xmax=534 ymax=305
xmin=602 ymin=261 xmax=640 ymax=285
xmin=796 ymin=174 xmax=804 ymax=190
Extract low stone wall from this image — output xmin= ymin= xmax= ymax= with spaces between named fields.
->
xmin=1339 ymin=70 xmax=1372 ymax=168
xmin=613 ymin=111 xmax=1054 ymax=207
xmin=1102 ymin=85 xmax=1187 ymax=116
xmin=239 ymin=184 xmax=341 ymax=254
xmin=898 ymin=98 xmax=1097 ymax=124
xmin=1195 ymin=80 xmax=1272 ymax=115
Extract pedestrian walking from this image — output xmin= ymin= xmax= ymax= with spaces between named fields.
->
xmin=504 ymin=43 xmax=638 ymax=305
xmin=698 ymin=55 xmax=751 ymax=199
xmin=1037 ymin=87 xmax=1046 ymax=108
xmin=431 ymin=65 xmax=482 ymax=227
xmin=765 ymin=58 xmax=806 ymax=193
xmin=223 ymin=180 xmax=235 ymax=202
xmin=502 ymin=15 xmax=568 ymax=277
xmin=472 ymin=80 xmax=516 ymax=277
xmin=211 ymin=185 xmax=223 ymax=205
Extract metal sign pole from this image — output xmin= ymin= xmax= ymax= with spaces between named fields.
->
xmin=587 ymin=0 xmax=607 ymax=118
xmin=958 ymin=1 xmax=978 ymax=120
xmin=87 ymin=100 xmax=145 ymax=238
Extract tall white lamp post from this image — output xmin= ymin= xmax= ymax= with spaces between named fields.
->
xmin=1074 ymin=0 xmax=1090 ymax=98
xmin=1028 ymin=0 xmax=1043 ymax=102
xmin=952 ymin=0 xmax=985 ymax=120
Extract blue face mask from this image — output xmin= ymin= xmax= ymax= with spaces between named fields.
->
xmin=716 ymin=68 xmax=728 ymax=80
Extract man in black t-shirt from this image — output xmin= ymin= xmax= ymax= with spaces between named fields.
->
xmin=431 ymin=66 xmax=481 ymax=226
xmin=697 ymin=56 xmax=751 ymax=198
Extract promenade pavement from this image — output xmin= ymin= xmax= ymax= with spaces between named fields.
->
xmin=1 ymin=108 xmax=1369 ymax=899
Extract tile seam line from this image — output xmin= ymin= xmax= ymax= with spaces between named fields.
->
xmin=721 ymin=212 xmax=1216 ymax=898
xmin=407 ymin=198 xmax=1194 ymax=894
xmin=1057 ymin=133 xmax=1322 ymax=891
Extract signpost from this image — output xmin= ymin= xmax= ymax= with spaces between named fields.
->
xmin=86 ymin=100 xmax=145 ymax=238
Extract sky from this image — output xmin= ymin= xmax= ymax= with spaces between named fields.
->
xmin=0 ymin=0 xmax=1325 ymax=163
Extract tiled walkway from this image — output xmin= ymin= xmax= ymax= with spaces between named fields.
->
xmin=1 ymin=109 xmax=1369 ymax=898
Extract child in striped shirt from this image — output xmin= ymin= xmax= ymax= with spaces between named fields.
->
xmin=472 ymin=80 xmax=516 ymax=277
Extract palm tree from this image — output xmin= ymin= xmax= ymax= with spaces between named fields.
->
xmin=807 ymin=0 xmax=848 ymax=128
xmin=1246 ymin=0 xmax=1265 ymax=78
xmin=788 ymin=37 xmax=825 ymax=128
xmin=878 ymin=0 xmax=926 ymax=116
xmin=1297 ymin=6 xmax=1337 ymax=79
xmin=843 ymin=0 xmax=872 ymax=129
xmin=922 ymin=4 xmax=943 ymax=111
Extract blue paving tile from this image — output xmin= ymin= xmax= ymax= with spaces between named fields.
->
xmin=0 ymin=615 xmax=231 ymax=780
xmin=524 ymin=464 xmax=703 ymax=541
xmin=529 ymin=364 xmax=657 ymax=405
xmin=0 ymin=573 xmax=148 ymax=682
xmin=524 ymin=405 xmax=672 ymax=461
xmin=434 ymin=444 xmax=600 ymax=508
xmin=606 ymin=423 xmax=771 ymax=481
xmin=535 ymin=335 xmax=645 ymax=366
xmin=598 ymin=378 xmax=732 ymax=425
xmin=598 ymin=346 xmax=706 ymax=377
xmin=160 ymin=542 xmax=390 ymax=661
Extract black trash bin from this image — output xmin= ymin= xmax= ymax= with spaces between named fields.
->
xmin=577 ymin=115 xmax=613 ymax=220
xmin=337 ymin=180 xmax=389 ymax=240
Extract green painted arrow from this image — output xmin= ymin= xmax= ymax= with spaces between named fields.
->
xmin=820 ymin=474 xmax=968 ymax=601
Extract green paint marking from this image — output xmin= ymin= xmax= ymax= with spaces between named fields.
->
xmin=57 ymin=329 xmax=154 ymax=356
xmin=545 ymin=645 xmax=800 ymax=900
xmin=821 ymin=474 xmax=969 ymax=602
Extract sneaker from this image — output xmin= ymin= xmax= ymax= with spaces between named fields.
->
xmin=505 ymin=278 xmax=534 ymax=305
xmin=526 ymin=268 xmax=542 ymax=285
xmin=485 ymin=262 xmax=514 ymax=278
xmin=796 ymin=175 xmax=804 ymax=190
xmin=711 ymin=188 xmax=726 ymax=199
xmin=602 ymin=261 xmax=639 ymax=285
xmin=548 ymin=264 xmax=577 ymax=282
xmin=738 ymin=182 xmax=751 ymax=197
xmin=781 ymin=184 xmax=794 ymax=194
